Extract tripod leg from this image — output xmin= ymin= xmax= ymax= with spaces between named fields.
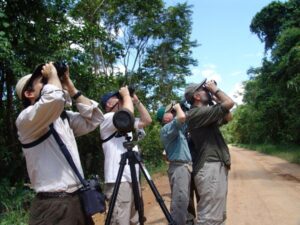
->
xmin=137 ymin=160 xmax=177 ymax=225
xmin=128 ymin=151 xmax=144 ymax=225
xmin=105 ymin=154 xmax=127 ymax=225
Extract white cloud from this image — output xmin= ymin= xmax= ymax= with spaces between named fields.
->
xmin=188 ymin=64 xmax=222 ymax=84
xmin=66 ymin=16 xmax=84 ymax=29
xmin=108 ymin=63 xmax=126 ymax=75
xmin=70 ymin=43 xmax=84 ymax=52
xmin=229 ymin=82 xmax=245 ymax=105
xmin=202 ymin=68 xmax=222 ymax=83
xmin=188 ymin=67 xmax=203 ymax=83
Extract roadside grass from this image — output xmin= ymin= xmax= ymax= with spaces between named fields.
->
xmin=0 ymin=180 xmax=33 ymax=225
xmin=233 ymin=143 xmax=300 ymax=165
xmin=0 ymin=210 xmax=29 ymax=225
xmin=146 ymin=161 xmax=168 ymax=176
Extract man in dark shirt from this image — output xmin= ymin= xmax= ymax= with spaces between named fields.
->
xmin=184 ymin=79 xmax=234 ymax=225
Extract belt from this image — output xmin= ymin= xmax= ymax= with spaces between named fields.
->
xmin=169 ymin=161 xmax=193 ymax=173
xmin=170 ymin=160 xmax=191 ymax=163
xmin=169 ymin=161 xmax=192 ymax=165
xmin=36 ymin=190 xmax=79 ymax=199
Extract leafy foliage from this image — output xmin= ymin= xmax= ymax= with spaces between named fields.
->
xmin=227 ymin=0 xmax=300 ymax=145
xmin=139 ymin=122 xmax=165 ymax=170
xmin=0 ymin=0 xmax=197 ymax=187
xmin=0 ymin=179 xmax=33 ymax=224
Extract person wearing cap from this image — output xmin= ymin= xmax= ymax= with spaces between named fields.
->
xmin=157 ymin=103 xmax=192 ymax=225
xmin=99 ymin=88 xmax=152 ymax=225
xmin=184 ymin=79 xmax=234 ymax=225
xmin=15 ymin=62 xmax=104 ymax=225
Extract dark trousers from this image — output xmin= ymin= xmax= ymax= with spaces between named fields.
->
xmin=29 ymin=194 xmax=90 ymax=225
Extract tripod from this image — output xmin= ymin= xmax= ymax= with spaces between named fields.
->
xmin=105 ymin=134 xmax=176 ymax=225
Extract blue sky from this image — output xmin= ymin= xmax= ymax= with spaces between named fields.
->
xmin=169 ymin=0 xmax=276 ymax=104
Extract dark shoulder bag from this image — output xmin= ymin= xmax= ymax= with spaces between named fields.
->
xmin=49 ymin=124 xmax=106 ymax=224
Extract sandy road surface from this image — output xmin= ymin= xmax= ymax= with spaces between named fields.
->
xmin=142 ymin=146 xmax=300 ymax=225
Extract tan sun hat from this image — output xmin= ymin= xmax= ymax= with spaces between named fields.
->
xmin=16 ymin=74 xmax=32 ymax=100
xmin=184 ymin=78 xmax=207 ymax=104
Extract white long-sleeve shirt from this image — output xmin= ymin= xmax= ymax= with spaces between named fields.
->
xmin=16 ymin=84 xmax=104 ymax=193
xmin=100 ymin=112 xmax=139 ymax=183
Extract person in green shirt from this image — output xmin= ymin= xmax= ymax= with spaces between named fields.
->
xmin=184 ymin=79 xmax=234 ymax=225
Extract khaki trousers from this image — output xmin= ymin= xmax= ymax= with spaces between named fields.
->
xmin=105 ymin=182 xmax=139 ymax=225
xmin=168 ymin=162 xmax=192 ymax=225
xmin=194 ymin=162 xmax=228 ymax=225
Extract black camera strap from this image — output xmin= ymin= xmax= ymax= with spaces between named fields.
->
xmin=21 ymin=112 xmax=70 ymax=149
xmin=21 ymin=130 xmax=52 ymax=148
xmin=20 ymin=112 xmax=88 ymax=187
xmin=101 ymin=131 xmax=117 ymax=143
xmin=49 ymin=124 xmax=88 ymax=187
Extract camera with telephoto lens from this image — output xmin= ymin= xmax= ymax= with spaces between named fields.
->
xmin=53 ymin=60 xmax=68 ymax=78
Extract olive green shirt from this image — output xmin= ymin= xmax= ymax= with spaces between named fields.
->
xmin=186 ymin=104 xmax=231 ymax=174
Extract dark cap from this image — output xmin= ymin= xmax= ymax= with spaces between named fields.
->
xmin=184 ymin=78 xmax=207 ymax=104
xmin=100 ymin=92 xmax=118 ymax=110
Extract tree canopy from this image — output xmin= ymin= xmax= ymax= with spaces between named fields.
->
xmin=0 ymin=0 xmax=198 ymax=183
xmin=226 ymin=0 xmax=300 ymax=145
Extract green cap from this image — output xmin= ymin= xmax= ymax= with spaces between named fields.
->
xmin=156 ymin=106 xmax=166 ymax=122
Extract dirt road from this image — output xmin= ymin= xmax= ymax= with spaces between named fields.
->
xmin=142 ymin=146 xmax=300 ymax=225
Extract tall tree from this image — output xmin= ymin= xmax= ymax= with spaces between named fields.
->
xmin=0 ymin=0 xmax=81 ymax=182
xmin=0 ymin=0 xmax=198 ymax=183
xmin=229 ymin=0 xmax=300 ymax=144
xmin=70 ymin=0 xmax=198 ymax=107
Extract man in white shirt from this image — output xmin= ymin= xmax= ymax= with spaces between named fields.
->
xmin=100 ymin=88 xmax=152 ymax=225
xmin=15 ymin=63 xmax=104 ymax=225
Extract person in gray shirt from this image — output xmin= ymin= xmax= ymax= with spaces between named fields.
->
xmin=157 ymin=103 xmax=192 ymax=225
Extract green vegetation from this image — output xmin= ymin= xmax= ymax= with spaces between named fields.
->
xmin=0 ymin=0 xmax=195 ymax=223
xmin=1 ymin=0 xmax=300 ymax=223
xmin=224 ymin=0 xmax=300 ymax=147
xmin=233 ymin=143 xmax=300 ymax=165
xmin=0 ymin=0 xmax=197 ymax=183
xmin=0 ymin=180 xmax=33 ymax=225
xmin=220 ymin=0 xmax=300 ymax=165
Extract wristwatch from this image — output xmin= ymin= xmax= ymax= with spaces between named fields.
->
xmin=72 ymin=91 xmax=82 ymax=100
